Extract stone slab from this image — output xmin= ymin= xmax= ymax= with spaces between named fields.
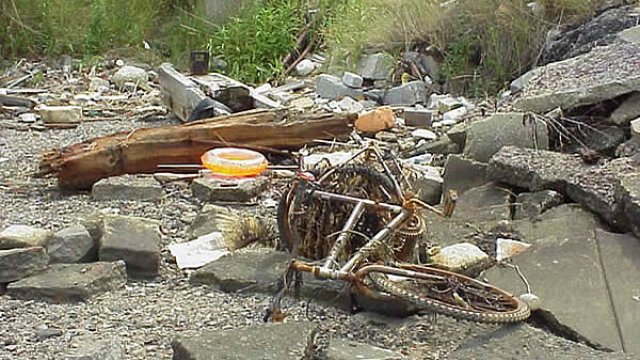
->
xmin=463 ymin=113 xmax=548 ymax=163
xmin=609 ymin=92 xmax=640 ymax=126
xmin=383 ymin=81 xmax=427 ymax=106
xmin=316 ymin=74 xmax=364 ymax=100
xmin=451 ymin=183 xmax=512 ymax=223
xmin=99 ymin=215 xmax=161 ymax=278
xmin=595 ymin=229 xmax=640 ymax=354
xmin=0 ymin=247 xmax=48 ymax=283
xmin=92 ymin=174 xmax=162 ymax=202
xmin=617 ymin=172 xmax=640 ymax=238
xmin=327 ymin=338 xmax=404 ymax=360
xmin=7 ymin=261 xmax=127 ymax=302
xmin=488 ymin=146 xmax=590 ymax=193
xmin=513 ymin=190 xmax=564 ymax=220
xmin=48 ymin=225 xmax=96 ymax=264
xmin=191 ymin=175 xmax=268 ymax=203
xmin=449 ymin=324 xmax=634 ymax=360
xmin=0 ymin=225 xmax=52 ymax=250
xmin=443 ymin=155 xmax=488 ymax=195
xmin=485 ymin=207 xmax=623 ymax=350
xmin=172 ymin=321 xmax=318 ymax=360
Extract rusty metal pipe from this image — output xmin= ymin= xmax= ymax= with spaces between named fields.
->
xmin=323 ymin=202 xmax=366 ymax=269
xmin=310 ymin=190 xmax=403 ymax=213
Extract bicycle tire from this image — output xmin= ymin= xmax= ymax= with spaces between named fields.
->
xmin=362 ymin=264 xmax=530 ymax=323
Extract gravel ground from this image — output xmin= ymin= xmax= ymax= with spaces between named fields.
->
xmin=0 ymin=116 xmax=496 ymax=359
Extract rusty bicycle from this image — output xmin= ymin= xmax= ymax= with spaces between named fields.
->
xmin=266 ymin=142 xmax=530 ymax=323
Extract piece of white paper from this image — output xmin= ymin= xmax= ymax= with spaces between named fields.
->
xmin=168 ymin=232 xmax=229 ymax=269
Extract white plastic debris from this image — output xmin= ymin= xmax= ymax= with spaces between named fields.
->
xmin=411 ymin=128 xmax=438 ymax=140
xmin=168 ymin=232 xmax=228 ymax=269
xmin=496 ymin=238 xmax=531 ymax=261
xmin=519 ymin=293 xmax=541 ymax=311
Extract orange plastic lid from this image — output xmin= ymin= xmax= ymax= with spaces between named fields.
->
xmin=201 ymin=147 xmax=268 ymax=177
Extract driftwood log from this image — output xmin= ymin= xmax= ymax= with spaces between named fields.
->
xmin=38 ymin=109 xmax=356 ymax=190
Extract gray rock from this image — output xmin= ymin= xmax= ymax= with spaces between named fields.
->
xmin=342 ymin=71 xmax=364 ymax=88
xmin=65 ymin=336 xmax=124 ymax=360
xmin=616 ymin=138 xmax=640 ymax=158
xmin=92 ymin=174 xmax=162 ymax=202
xmin=187 ymin=204 xmax=236 ymax=239
xmin=418 ymin=136 xmax=460 ymax=156
xmin=403 ymin=108 xmax=434 ymax=127
xmin=327 ymin=338 xmax=404 ymax=360
xmin=191 ymin=175 xmax=268 ymax=203
xmin=316 ymin=74 xmax=364 ymax=100
xmin=515 ymin=43 xmax=640 ymax=113
xmin=450 ymin=324 xmax=632 ymax=360
xmin=566 ymin=157 xmax=639 ymax=229
xmin=463 ymin=113 xmax=549 ymax=162
xmin=172 ymin=321 xmax=319 ymax=360
xmin=0 ymin=247 xmax=48 ymax=283
xmin=539 ymin=5 xmax=638 ymax=65
xmin=632 ymin=118 xmax=640 ymax=141
xmin=429 ymin=243 xmax=491 ymax=276
xmin=617 ymin=172 xmax=640 ymax=238
xmin=609 ymin=92 xmax=640 ymax=126
xmin=47 ymin=225 xmax=96 ymax=263
xmin=383 ymin=81 xmax=427 ymax=106
xmin=486 ymin=206 xmax=624 ymax=350
xmin=488 ymin=146 xmax=590 ymax=193
xmin=88 ymin=77 xmax=110 ymax=92
xmin=451 ymin=183 xmax=512 ymax=222
xmin=35 ymin=327 xmax=63 ymax=341
xmin=446 ymin=123 xmax=467 ymax=148
xmin=513 ymin=190 xmax=564 ymax=220
xmin=99 ymin=215 xmax=161 ymax=278
xmin=112 ymin=65 xmax=148 ymax=88
xmin=410 ymin=171 xmax=443 ymax=205
xmin=40 ymin=106 xmax=82 ymax=124
xmin=357 ymin=52 xmax=394 ymax=80
xmin=0 ymin=225 xmax=52 ymax=250
xmin=564 ymin=125 xmax=625 ymax=156
xmin=443 ymin=155 xmax=488 ymax=195
xmin=618 ymin=24 xmax=640 ymax=44
xmin=509 ymin=70 xmax=537 ymax=94
xmin=7 ymin=261 xmax=127 ymax=302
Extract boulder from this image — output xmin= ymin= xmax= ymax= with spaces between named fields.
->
xmin=47 ymin=225 xmax=96 ymax=263
xmin=7 ymin=261 xmax=127 ymax=302
xmin=609 ymin=92 xmax=640 ymax=126
xmin=488 ymin=146 xmax=590 ymax=193
xmin=316 ymin=74 xmax=364 ymax=100
xmin=191 ymin=175 xmax=268 ymax=203
xmin=0 ymin=225 xmax=52 ymax=250
xmin=357 ymin=52 xmax=394 ymax=80
xmin=514 ymin=43 xmax=640 ymax=113
xmin=566 ymin=157 xmax=639 ymax=229
xmin=327 ymin=338 xmax=404 ymax=360
xmin=513 ymin=190 xmax=564 ymax=220
xmin=0 ymin=247 xmax=48 ymax=283
xmin=443 ymin=155 xmax=488 ymax=195
xmin=172 ymin=321 xmax=319 ymax=360
xmin=92 ymin=174 xmax=162 ymax=202
xmin=112 ymin=65 xmax=148 ymax=88
xmin=99 ymin=215 xmax=161 ymax=278
xmin=383 ymin=81 xmax=428 ymax=106
xmin=463 ymin=113 xmax=548 ymax=162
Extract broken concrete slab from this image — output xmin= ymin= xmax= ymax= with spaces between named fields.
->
xmin=403 ymin=108 xmax=433 ymax=127
xmin=449 ymin=324 xmax=633 ymax=360
xmin=463 ymin=113 xmax=549 ymax=162
xmin=0 ymin=247 xmax=48 ymax=283
xmin=357 ymin=52 xmax=394 ymax=80
xmin=316 ymin=74 xmax=364 ymax=100
xmin=566 ymin=157 xmax=639 ymax=229
xmin=0 ymin=225 xmax=52 ymax=250
xmin=191 ymin=175 xmax=268 ymax=203
xmin=486 ymin=206 xmax=622 ymax=351
xmin=513 ymin=190 xmax=564 ymax=220
xmin=99 ymin=215 xmax=161 ymax=278
xmin=451 ymin=183 xmax=512 ymax=223
xmin=172 ymin=321 xmax=319 ymax=360
xmin=7 ymin=261 xmax=127 ymax=302
xmin=443 ymin=155 xmax=488 ymax=195
xmin=92 ymin=174 xmax=162 ymax=202
xmin=513 ymin=43 xmax=640 ymax=113
xmin=39 ymin=105 xmax=83 ymax=124
xmin=327 ymin=338 xmax=404 ymax=360
xmin=47 ymin=224 xmax=96 ymax=263
xmin=609 ymin=92 xmax=640 ymax=126
xmin=617 ymin=173 xmax=640 ymax=238
xmin=488 ymin=146 xmax=590 ymax=193
xmin=383 ymin=81 xmax=427 ymax=106
xmin=595 ymin=229 xmax=640 ymax=354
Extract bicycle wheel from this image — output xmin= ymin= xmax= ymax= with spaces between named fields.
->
xmin=359 ymin=264 xmax=530 ymax=323
xmin=277 ymin=165 xmax=414 ymax=262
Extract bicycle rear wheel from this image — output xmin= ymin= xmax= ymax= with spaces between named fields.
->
xmin=358 ymin=264 xmax=530 ymax=323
